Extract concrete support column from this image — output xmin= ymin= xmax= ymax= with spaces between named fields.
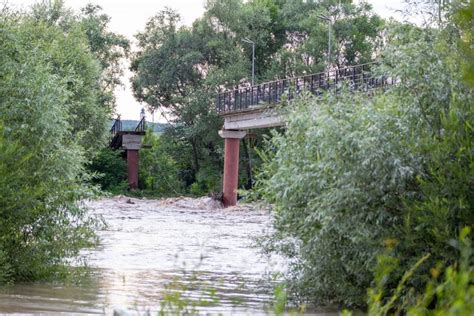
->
xmin=127 ymin=149 xmax=139 ymax=189
xmin=122 ymin=134 xmax=144 ymax=190
xmin=219 ymin=130 xmax=246 ymax=207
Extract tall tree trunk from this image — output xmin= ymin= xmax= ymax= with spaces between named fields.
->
xmin=191 ymin=138 xmax=200 ymax=174
xmin=242 ymin=137 xmax=253 ymax=190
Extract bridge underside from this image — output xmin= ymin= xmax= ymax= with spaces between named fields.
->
xmin=222 ymin=107 xmax=284 ymax=130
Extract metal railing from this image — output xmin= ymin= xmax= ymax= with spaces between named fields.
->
xmin=215 ymin=62 xmax=394 ymax=114
xmin=110 ymin=118 xmax=122 ymax=135
xmin=135 ymin=117 xmax=146 ymax=132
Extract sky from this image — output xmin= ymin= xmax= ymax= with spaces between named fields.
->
xmin=9 ymin=0 xmax=408 ymax=122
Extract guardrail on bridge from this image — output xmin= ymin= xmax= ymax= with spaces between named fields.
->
xmin=110 ymin=118 xmax=122 ymax=135
xmin=135 ymin=117 xmax=146 ymax=132
xmin=215 ymin=62 xmax=394 ymax=115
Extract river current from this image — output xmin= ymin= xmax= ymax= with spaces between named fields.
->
xmin=0 ymin=197 xmax=284 ymax=315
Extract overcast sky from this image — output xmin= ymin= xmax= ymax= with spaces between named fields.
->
xmin=9 ymin=0 xmax=408 ymax=121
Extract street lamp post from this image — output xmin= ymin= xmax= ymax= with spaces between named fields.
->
xmin=317 ymin=14 xmax=331 ymax=65
xmin=241 ymin=38 xmax=255 ymax=86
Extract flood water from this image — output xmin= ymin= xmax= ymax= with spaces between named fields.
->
xmin=0 ymin=196 xmax=290 ymax=315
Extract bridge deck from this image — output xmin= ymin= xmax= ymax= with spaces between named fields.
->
xmin=216 ymin=62 xmax=394 ymax=116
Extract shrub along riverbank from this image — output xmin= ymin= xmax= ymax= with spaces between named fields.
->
xmin=255 ymin=0 xmax=473 ymax=312
xmin=0 ymin=1 xmax=128 ymax=284
xmin=1 ymin=0 xmax=471 ymax=314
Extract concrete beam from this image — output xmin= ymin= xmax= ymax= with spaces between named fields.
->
xmin=223 ymin=109 xmax=285 ymax=130
xmin=218 ymin=130 xmax=247 ymax=139
xmin=122 ymin=134 xmax=144 ymax=150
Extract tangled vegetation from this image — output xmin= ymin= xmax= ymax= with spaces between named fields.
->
xmin=0 ymin=0 xmax=128 ymax=284
xmin=1 ymin=1 xmax=471 ymax=314
xmin=256 ymin=0 xmax=473 ymax=310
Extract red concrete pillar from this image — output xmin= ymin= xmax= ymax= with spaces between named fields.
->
xmin=219 ymin=130 xmax=246 ymax=207
xmin=127 ymin=149 xmax=139 ymax=189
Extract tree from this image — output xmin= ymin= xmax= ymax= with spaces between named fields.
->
xmin=255 ymin=1 xmax=473 ymax=308
xmin=0 ymin=0 xmax=130 ymax=284
xmin=139 ymin=131 xmax=184 ymax=195
xmin=89 ymin=148 xmax=127 ymax=192
xmin=79 ymin=4 xmax=131 ymax=111
xmin=205 ymin=0 xmax=383 ymax=80
xmin=31 ymin=0 xmax=130 ymax=153
xmin=131 ymin=1 xmax=383 ymax=194
xmin=131 ymin=8 xmax=231 ymax=191
xmin=0 ymin=8 xmax=101 ymax=282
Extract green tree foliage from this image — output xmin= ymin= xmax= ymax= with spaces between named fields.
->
xmin=0 ymin=17 xmax=95 ymax=282
xmin=79 ymin=4 xmax=131 ymax=111
xmin=131 ymin=8 xmax=233 ymax=192
xmin=257 ymin=90 xmax=419 ymax=306
xmin=373 ymin=1 xmax=474 ymax=309
xmin=453 ymin=0 xmax=474 ymax=86
xmin=204 ymin=0 xmax=383 ymax=79
xmin=363 ymin=228 xmax=473 ymax=316
xmin=28 ymin=0 xmax=103 ymax=153
xmin=0 ymin=1 xmax=126 ymax=283
xmin=139 ymin=130 xmax=184 ymax=196
xmin=131 ymin=0 xmax=382 ymax=194
xmin=255 ymin=1 xmax=473 ymax=307
xmin=89 ymin=148 xmax=127 ymax=193
xmin=30 ymin=0 xmax=130 ymax=153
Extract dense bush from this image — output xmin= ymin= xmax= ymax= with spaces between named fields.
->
xmin=363 ymin=227 xmax=473 ymax=316
xmin=256 ymin=12 xmax=473 ymax=308
xmin=257 ymin=90 xmax=418 ymax=306
xmin=0 ymin=4 xmax=111 ymax=283
xmin=89 ymin=148 xmax=128 ymax=193
xmin=139 ymin=130 xmax=184 ymax=196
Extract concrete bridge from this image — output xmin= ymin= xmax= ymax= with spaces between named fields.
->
xmin=216 ymin=62 xmax=394 ymax=207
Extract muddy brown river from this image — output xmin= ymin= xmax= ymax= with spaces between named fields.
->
xmin=0 ymin=197 xmax=337 ymax=315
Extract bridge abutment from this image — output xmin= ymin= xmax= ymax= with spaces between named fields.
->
xmin=219 ymin=130 xmax=246 ymax=207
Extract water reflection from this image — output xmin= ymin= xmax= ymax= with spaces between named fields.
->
xmin=0 ymin=197 xmax=285 ymax=315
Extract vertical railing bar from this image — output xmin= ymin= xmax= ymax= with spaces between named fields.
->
xmin=270 ymin=82 xmax=273 ymax=103
xmin=246 ymin=88 xmax=249 ymax=108
xmin=239 ymin=90 xmax=242 ymax=110
xmin=251 ymin=86 xmax=254 ymax=106
xmin=274 ymin=81 xmax=278 ymax=103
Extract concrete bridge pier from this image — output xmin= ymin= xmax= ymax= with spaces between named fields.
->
xmin=219 ymin=129 xmax=247 ymax=207
xmin=126 ymin=149 xmax=139 ymax=189
xmin=122 ymin=134 xmax=144 ymax=190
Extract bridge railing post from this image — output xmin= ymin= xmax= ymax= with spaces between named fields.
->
xmin=268 ymin=83 xmax=272 ymax=104
xmin=233 ymin=90 xmax=237 ymax=112
xmin=273 ymin=81 xmax=278 ymax=103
